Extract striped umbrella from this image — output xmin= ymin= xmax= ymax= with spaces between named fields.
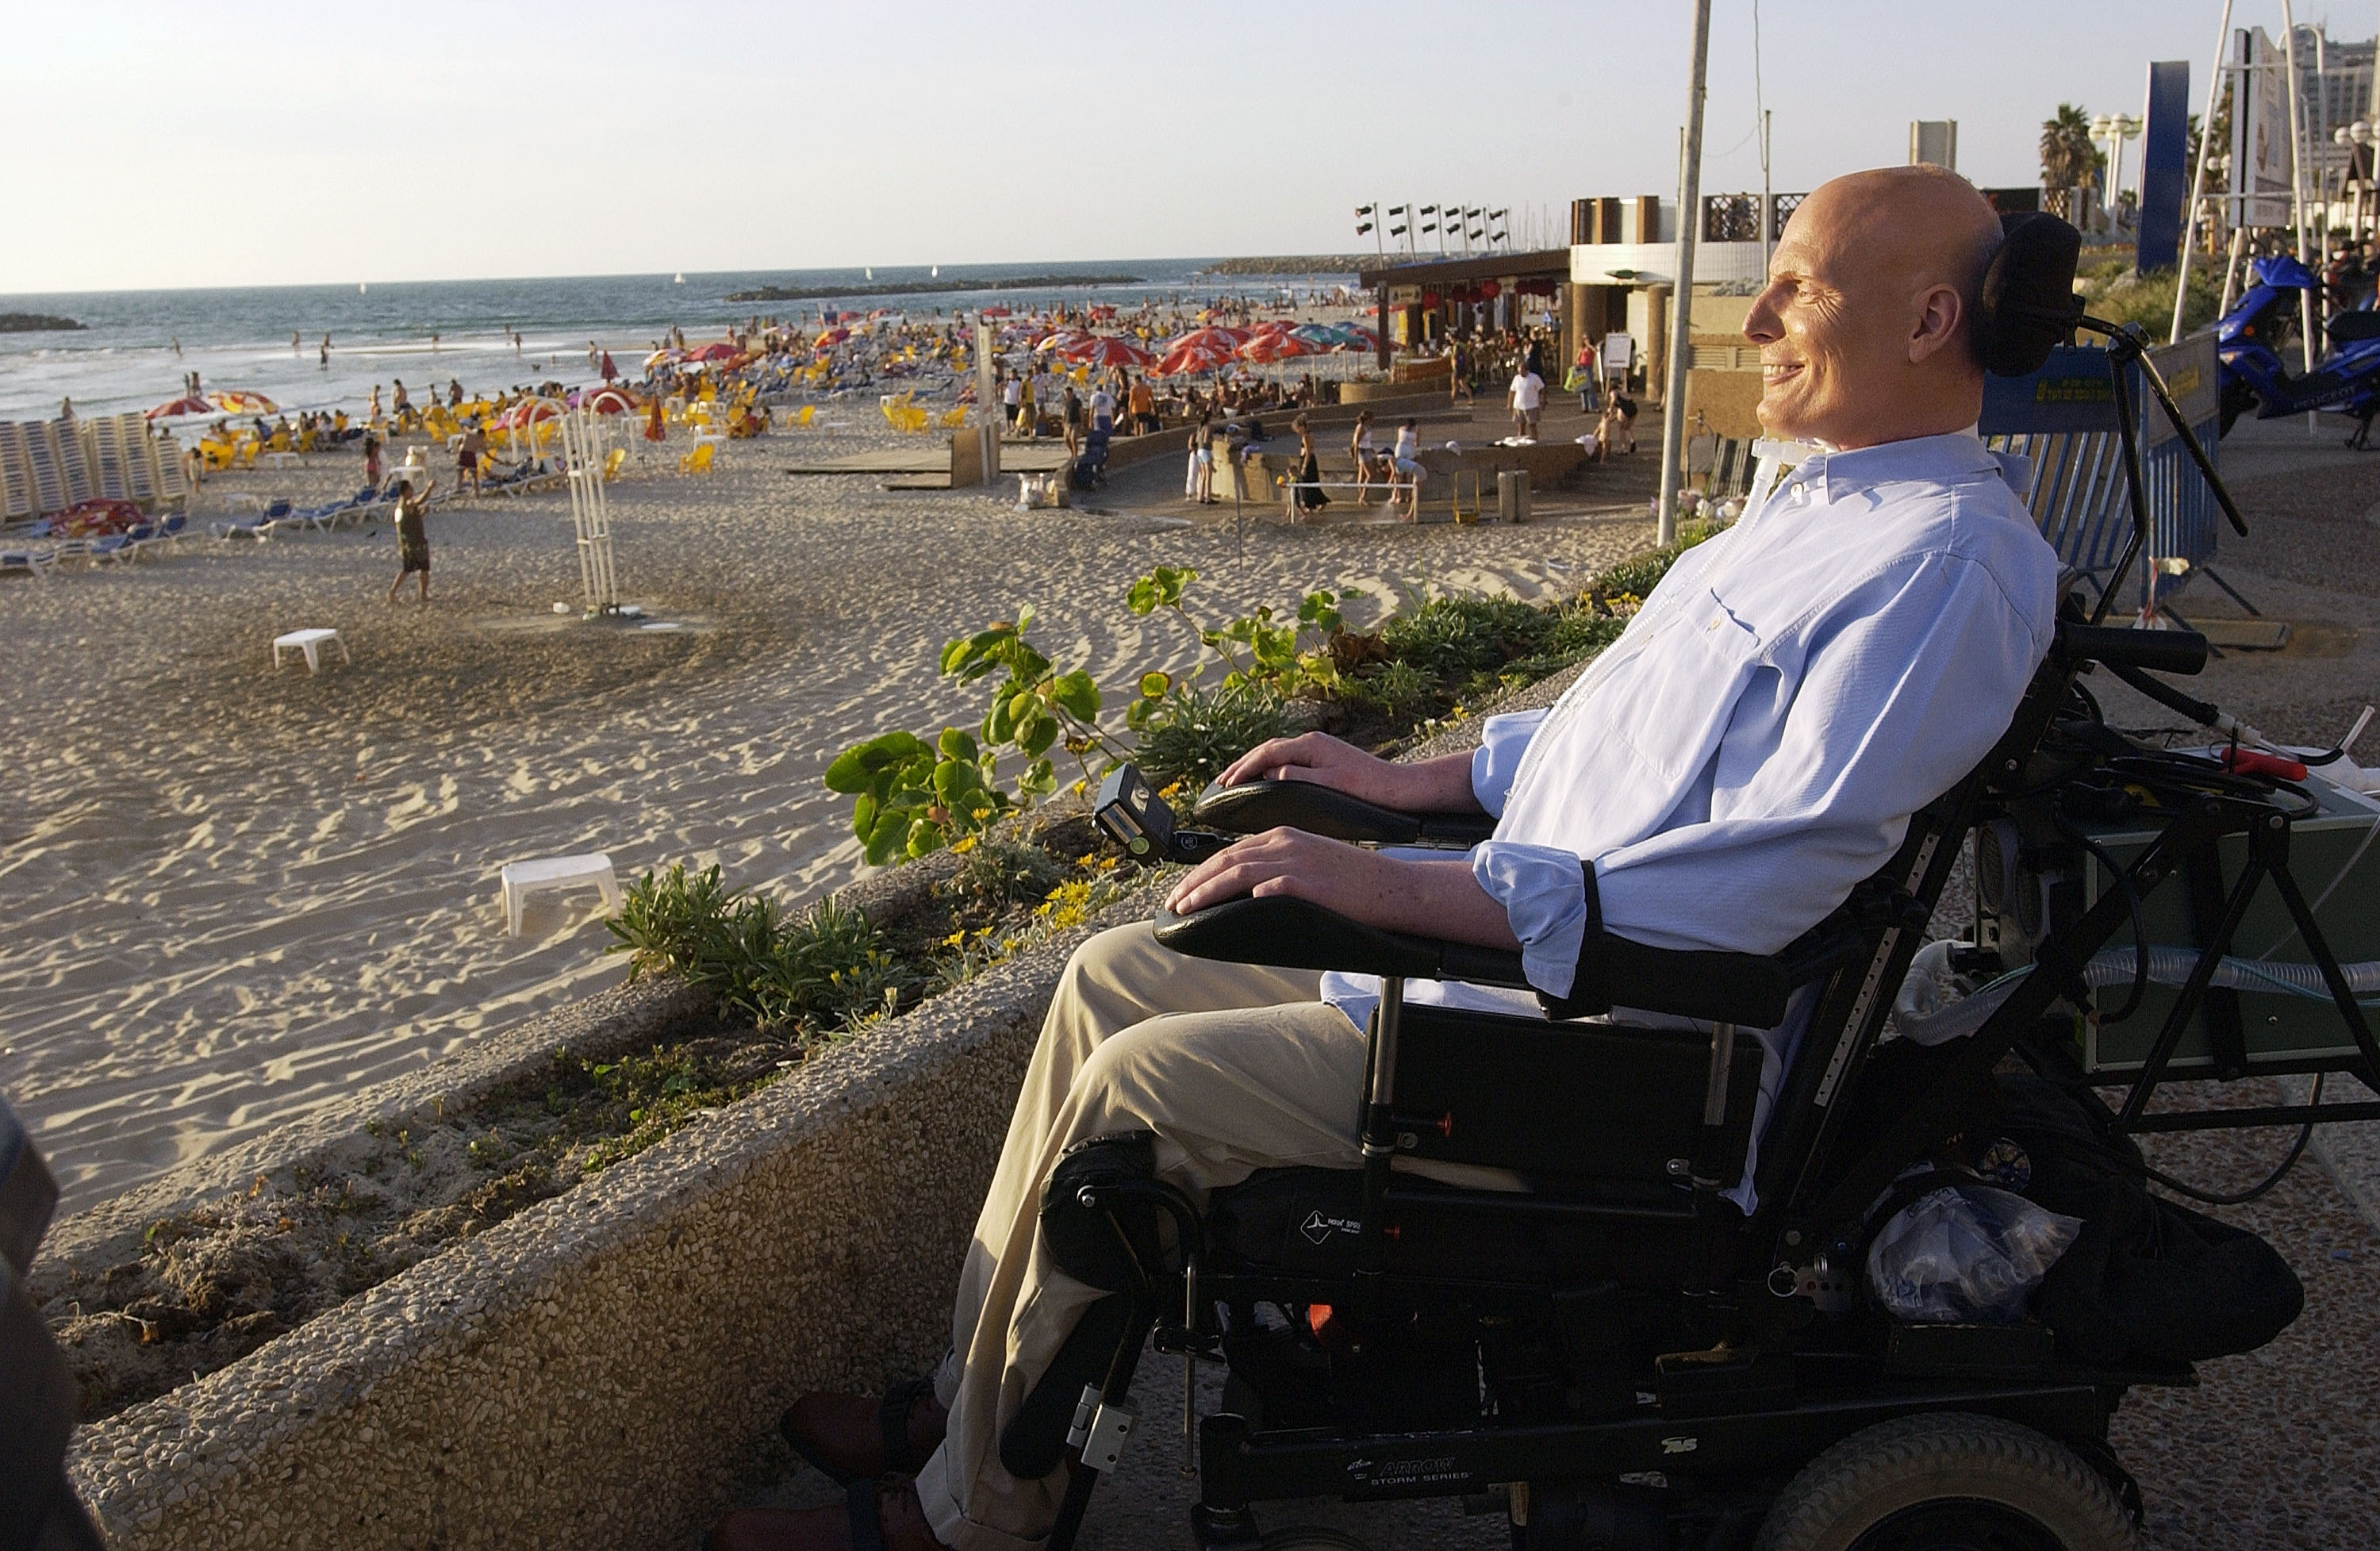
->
xmin=205 ymin=390 xmax=278 ymax=414
xmin=1155 ymin=339 xmax=1238 ymax=377
xmin=1058 ymin=335 xmax=1154 ymax=368
xmin=1240 ymin=332 xmax=1319 ymax=364
xmin=145 ymin=394 xmax=213 ymax=420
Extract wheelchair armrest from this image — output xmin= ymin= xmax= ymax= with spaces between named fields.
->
xmin=1152 ymin=896 xmax=1797 ymax=1026
xmin=1192 ymin=778 xmax=1496 ymax=847
xmin=1154 ymin=897 xmax=1532 ymax=988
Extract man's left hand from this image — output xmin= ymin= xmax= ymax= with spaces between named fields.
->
xmin=1165 ymin=827 xmax=1384 ymax=919
xmin=1163 ymin=827 xmax=1521 ymax=951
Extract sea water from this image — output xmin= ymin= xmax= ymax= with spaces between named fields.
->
xmin=0 ymin=261 xmax=1349 ymax=422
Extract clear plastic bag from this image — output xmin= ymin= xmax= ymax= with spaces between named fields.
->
xmin=1865 ymin=1184 xmax=2082 ymax=1323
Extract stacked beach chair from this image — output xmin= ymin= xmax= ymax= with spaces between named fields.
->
xmin=0 ymin=415 xmax=194 ymax=579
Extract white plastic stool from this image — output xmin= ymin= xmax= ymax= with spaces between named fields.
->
xmin=500 ymin=853 xmax=621 ymax=936
xmin=272 ymin=628 xmax=349 ymax=672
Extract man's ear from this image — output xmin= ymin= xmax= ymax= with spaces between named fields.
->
xmin=1908 ymin=282 xmax=1964 ymax=364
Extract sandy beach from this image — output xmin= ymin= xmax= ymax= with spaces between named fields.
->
xmin=0 ymin=412 xmax=1656 ymax=1210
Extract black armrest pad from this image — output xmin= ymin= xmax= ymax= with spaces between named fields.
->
xmin=1192 ymin=779 xmax=1494 ymax=847
xmin=1593 ymin=940 xmax=1791 ymax=1028
xmin=1153 ymin=899 xmax=1530 ymax=988
xmin=1150 ymin=897 xmax=1791 ymax=1025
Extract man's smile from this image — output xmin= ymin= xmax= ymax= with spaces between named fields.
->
xmin=1764 ymin=359 xmax=1806 ymax=384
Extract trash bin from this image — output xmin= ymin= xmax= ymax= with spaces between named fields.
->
xmin=1496 ymin=468 xmax=1530 ymax=524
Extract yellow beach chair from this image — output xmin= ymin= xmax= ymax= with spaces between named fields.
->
xmin=679 ymin=442 xmax=715 ymax=475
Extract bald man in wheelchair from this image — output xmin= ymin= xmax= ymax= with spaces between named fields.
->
xmin=715 ymin=166 xmax=2064 ymax=1551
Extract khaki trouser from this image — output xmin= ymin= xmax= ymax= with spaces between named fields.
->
xmin=914 ymin=921 xmax=1349 ymax=1551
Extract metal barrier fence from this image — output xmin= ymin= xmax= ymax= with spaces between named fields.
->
xmin=1979 ymin=337 xmax=2223 ymax=608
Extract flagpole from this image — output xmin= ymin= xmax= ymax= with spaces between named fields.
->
xmin=1656 ymin=0 xmax=1714 ymax=547
xmin=2171 ymin=0 xmax=2236 ymax=344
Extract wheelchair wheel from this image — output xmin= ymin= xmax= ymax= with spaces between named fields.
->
xmin=1258 ymin=1530 xmax=1368 ymax=1551
xmin=1753 ymin=1412 xmax=2143 ymax=1551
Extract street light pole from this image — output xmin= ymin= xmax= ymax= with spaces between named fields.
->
xmin=2172 ymin=0 xmax=2237 ymax=344
xmin=1656 ymin=0 xmax=1714 ymax=548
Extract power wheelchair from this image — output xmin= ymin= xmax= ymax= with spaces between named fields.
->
xmin=986 ymin=218 xmax=2362 ymax=1551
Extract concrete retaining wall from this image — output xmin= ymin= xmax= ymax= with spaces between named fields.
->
xmin=64 ymin=882 xmax=1162 ymax=1550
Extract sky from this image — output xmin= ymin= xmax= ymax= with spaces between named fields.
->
xmin=0 ymin=0 xmax=2346 ymax=294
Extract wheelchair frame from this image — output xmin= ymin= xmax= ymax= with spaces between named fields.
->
xmin=1016 ymin=315 xmax=2358 ymax=1549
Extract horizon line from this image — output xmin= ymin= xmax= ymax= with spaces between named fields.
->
xmin=0 ymin=254 xmax=1397 ymax=303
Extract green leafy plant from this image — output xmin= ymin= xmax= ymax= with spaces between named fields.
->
xmin=1134 ymin=685 xmax=1288 ymax=792
xmin=605 ymin=864 xmax=911 ymax=1033
xmin=1125 ymin=565 xmax=1349 ymax=703
xmin=1380 ymin=596 xmax=1559 ymax=676
xmin=828 ymin=608 xmax=1131 ymax=864
xmin=944 ymin=837 xmax=1070 ymax=912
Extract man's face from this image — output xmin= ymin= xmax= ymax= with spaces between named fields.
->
xmin=1741 ymin=191 xmax=1933 ymax=447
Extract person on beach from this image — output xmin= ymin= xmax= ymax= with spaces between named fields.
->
xmin=1509 ymin=359 xmax=1544 ymax=440
xmin=386 ymin=476 xmax=436 ymax=604
xmin=1189 ymin=413 xmax=1216 ymax=503
xmin=1061 ymin=385 xmax=1083 ymax=458
xmin=1127 ymin=373 xmax=1157 ymax=435
xmin=1610 ymin=389 xmax=1638 ymax=453
xmin=1086 ymin=380 xmax=1115 ymax=438
xmin=369 ymin=384 xmax=383 ymax=421
xmin=1291 ymin=413 xmax=1329 ymax=513
xmin=1389 ymin=416 xmax=1422 ymax=521
xmin=1349 ymin=409 xmax=1380 ymax=505
xmin=363 ymin=430 xmax=382 ymax=488
xmin=456 ymin=420 xmax=488 ymax=495
xmin=734 ymin=166 xmax=2061 ymax=1551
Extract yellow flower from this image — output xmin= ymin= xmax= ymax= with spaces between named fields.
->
xmin=1158 ymin=781 xmax=1183 ymax=799
xmin=950 ymin=835 xmax=978 ymax=854
xmin=944 ymin=931 xmax=965 ymax=947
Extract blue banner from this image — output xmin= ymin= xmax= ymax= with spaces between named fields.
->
xmin=2138 ymin=60 xmax=2190 ymax=273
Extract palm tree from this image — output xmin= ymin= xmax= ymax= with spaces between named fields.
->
xmin=2040 ymin=104 xmax=2098 ymax=204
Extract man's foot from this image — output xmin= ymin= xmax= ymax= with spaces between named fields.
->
xmin=707 ymin=1477 xmax=950 ymax=1551
xmin=781 ymin=1379 xmax=947 ymax=1484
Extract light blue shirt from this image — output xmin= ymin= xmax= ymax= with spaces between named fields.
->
xmin=1320 ymin=432 xmax=2059 ymax=1200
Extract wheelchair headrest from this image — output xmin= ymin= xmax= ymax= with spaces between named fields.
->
xmin=1971 ymin=213 xmax=2085 ymax=378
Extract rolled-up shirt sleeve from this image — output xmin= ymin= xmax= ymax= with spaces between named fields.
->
xmin=1469 ymin=708 xmax=1549 ymax=817
xmin=1470 ymin=839 xmax=1589 ymax=998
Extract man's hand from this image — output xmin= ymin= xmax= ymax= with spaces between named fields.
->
xmin=1219 ymin=734 xmax=1482 ymax=814
xmin=1165 ymin=827 xmax=1519 ymax=950
xmin=1166 ymin=826 xmax=1388 ymax=919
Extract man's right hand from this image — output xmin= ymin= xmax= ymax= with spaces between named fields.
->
xmin=1218 ymin=733 xmax=1481 ymax=814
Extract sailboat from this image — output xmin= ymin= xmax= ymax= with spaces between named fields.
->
xmin=865 ymin=267 xmax=873 ymax=281
xmin=931 ymin=265 xmax=939 ymax=278
xmin=359 ymin=282 xmax=367 ymax=294
xmin=673 ymin=272 xmax=685 ymax=285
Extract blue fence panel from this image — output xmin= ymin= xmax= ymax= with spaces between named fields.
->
xmin=1979 ymin=340 xmax=2222 ymax=602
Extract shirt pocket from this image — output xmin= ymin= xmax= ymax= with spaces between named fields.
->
xmin=1612 ymin=589 xmax=1765 ymax=781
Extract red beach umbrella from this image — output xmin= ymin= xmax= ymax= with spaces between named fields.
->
xmin=145 ymin=395 xmax=213 ymax=420
xmin=582 ymin=386 xmax=638 ymax=414
xmin=1156 ymin=340 xmax=1237 ymax=377
xmin=1059 ymin=335 xmax=1154 ymax=368
xmin=1240 ymin=332 xmax=1319 ymax=364
xmin=689 ymin=341 xmax=739 ymax=363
